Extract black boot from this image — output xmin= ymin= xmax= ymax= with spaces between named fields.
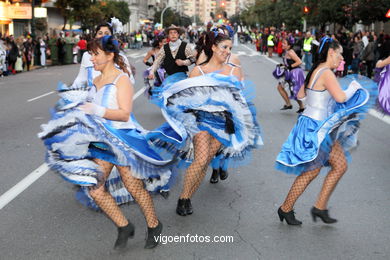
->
xmin=210 ymin=169 xmax=219 ymax=183
xmin=277 ymin=207 xmax=302 ymax=225
xmin=145 ymin=220 xmax=163 ymax=249
xmin=176 ymin=199 xmax=187 ymax=216
xmin=311 ymin=207 xmax=337 ymax=224
xmin=185 ymin=199 xmax=193 ymax=215
xmin=219 ymin=168 xmax=229 ymax=180
xmin=113 ymin=221 xmax=135 ymax=250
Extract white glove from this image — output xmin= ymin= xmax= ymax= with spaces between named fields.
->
xmin=79 ymin=102 xmax=106 ymax=117
xmin=343 ymin=80 xmax=362 ymax=101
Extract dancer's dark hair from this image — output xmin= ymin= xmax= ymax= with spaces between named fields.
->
xmin=196 ymin=31 xmax=231 ymax=65
xmin=304 ymin=37 xmax=341 ymax=88
xmin=152 ymin=36 xmax=165 ymax=49
xmin=94 ymin=23 xmax=114 ymax=37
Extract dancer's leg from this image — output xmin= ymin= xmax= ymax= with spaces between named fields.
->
xmin=314 ymin=142 xmax=347 ymax=210
xmin=280 ymin=167 xmax=321 ymax=212
xmin=117 ymin=166 xmax=158 ymax=228
xmin=89 ymin=159 xmax=128 ymax=227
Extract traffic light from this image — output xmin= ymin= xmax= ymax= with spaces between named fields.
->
xmin=303 ymin=6 xmax=309 ymax=14
xmin=386 ymin=9 xmax=390 ymax=18
xmin=220 ymin=1 xmax=225 ymax=7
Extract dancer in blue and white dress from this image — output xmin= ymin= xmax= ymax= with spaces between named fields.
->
xmin=196 ymin=25 xmax=243 ymax=184
xmin=148 ymin=31 xmax=263 ymax=216
xmin=39 ymin=36 xmax=170 ymax=250
xmin=73 ymin=20 xmax=135 ymax=88
xmin=275 ymin=37 xmax=377 ymax=225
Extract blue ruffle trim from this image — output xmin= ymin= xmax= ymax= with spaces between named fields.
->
xmin=147 ymin=73 xmax=263 ymax=168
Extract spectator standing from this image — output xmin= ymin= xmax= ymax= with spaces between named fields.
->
xmin=267 ymin=30 xmax=275 ymax=57
xmin=39 ymin=37 xmax=47 ymax=67
xmin=303 ymin=31 xmax=313 ymax=71
xmin=23 ymin=36 xmax=33 ymax=71
xmin=362 ymin=35 xmax=375 ymax=78
xmin=77 ymin=36 xmax=87 ymax=63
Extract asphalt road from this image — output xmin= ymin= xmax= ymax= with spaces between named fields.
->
xmin=0 ymin=43 xmax=389 ymax=260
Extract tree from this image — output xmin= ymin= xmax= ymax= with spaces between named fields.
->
xmin=355 ymin=0 xmax=390 ymax=25
xmin=54 ymin=0 xmax=74 ymax=30
xmin=100 ymin=1 xmax=131 ymax=25
xmin=154 ymin=9 xmax=191 ymax=27
xmin=55 ymin=0 xmax=131 ymax=32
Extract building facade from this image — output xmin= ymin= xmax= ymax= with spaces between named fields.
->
xmin=0 ymin=0 xmax=35 ymax=37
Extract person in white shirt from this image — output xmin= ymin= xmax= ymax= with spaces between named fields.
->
xmin=73 ymin=22 xmax=135 ymax=88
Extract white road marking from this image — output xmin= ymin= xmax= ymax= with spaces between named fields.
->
xmin=133 ymin=86 xmax=146 ymax=99
xmin=27 ymin=91 xmax=55 ymax=102
xmin=368 ymin=109 xmax=390 ymax=125
xmin=128 ymin=52 xmax=145 ymax=59
xmin=241 ymin=45 xmax=280 ymax=64
xmin=0 ymin=86 xmax=146 ymax=210
xmin=0 ymin=164 xmax=49 ymax=210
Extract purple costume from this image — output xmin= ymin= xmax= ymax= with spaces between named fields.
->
xmin=283 ymin=57 xmax=305 ymax=100
xmin=376 ymin=64 xmax=390 ymax=115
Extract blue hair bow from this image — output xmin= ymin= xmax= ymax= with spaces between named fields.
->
xmin=223 ymin=25 xmax=234 ymax=38
xmin=318 ymin=36 xmax=333 ymax=54
xmin=211 ymin=27 xmax=219 ymax=38
xmin=101 ymin=35 xmax=119 ymax=53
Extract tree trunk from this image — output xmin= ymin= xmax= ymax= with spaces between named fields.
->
xmin=62 ymin=16 xmax=67 ymax=31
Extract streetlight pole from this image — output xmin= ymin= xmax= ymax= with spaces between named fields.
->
xmin=303 ymin=0 xmax=307 ymax=32
xmin=31 ymin=0 xmax=36 ymax=38
xmin=161 ymin=6 xmax=170 ymax=27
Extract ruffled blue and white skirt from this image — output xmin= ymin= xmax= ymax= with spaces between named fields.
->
xmin=149 ymin=72 xmax=188 ymax=107
xmin=275 ymin=75 xmax=378 ymax=175
xmin=38 ymin=83 xmax=176 ymax=210
xmin=147 ymin=73 xmax=263 ymax=168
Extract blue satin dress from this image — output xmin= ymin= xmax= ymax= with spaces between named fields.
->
xmin=275 ymin=69 xmax=377 ymax=175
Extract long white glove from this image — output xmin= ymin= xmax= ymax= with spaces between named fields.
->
xmin=344 ymin=80 xmax=362 ymax=101
xmin=79 ymin=102 xmax=106 ymax=117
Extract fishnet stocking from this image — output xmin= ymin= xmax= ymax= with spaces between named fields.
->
xmin=314 ymin=142 xmax=347 ymax=210
xmin=89 ymin=159 xmax=128 ymax=227
xmin=281 ymin=167 xmax=320 ymax=212
xmin=180 ymin=131 xmax=221 ymax=199
xmin=281 ymin=142 xmax=348 ymax=212
xmin=117 ymin=166 xmax=159 ymax=228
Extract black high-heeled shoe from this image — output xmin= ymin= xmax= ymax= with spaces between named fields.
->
xmin=210 ymin=169 xmax=219 ymax=184
xmin=219 ymin=168 xmax=229 ymax=180
xmin=185 ymin=199 xmax=193 ymax=215
xmin=311 ymin=207 xmax=337 ymax=224
xmin=280 ymin=105 xmax=293 ymax=110
xmin=145 ymin=220 xmax=163 ymax=249
xmin=114 ymin=221 xmax=135 ymax=250
xmin=176 ymin=199 xmax=187 ymax=216
xmin=277 ymin=207 xmax=302 ymax=225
